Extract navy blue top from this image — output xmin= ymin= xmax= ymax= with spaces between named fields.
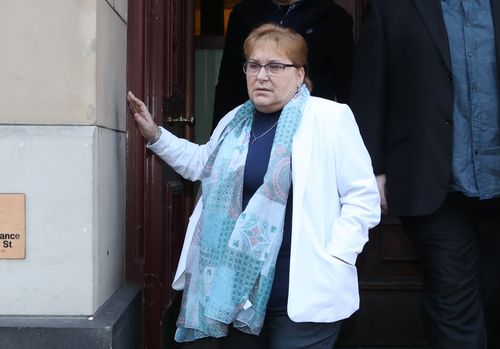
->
xmin=243 ymin=109 xmax=293 ymax=311
xmin=442 ymin=0 xmax=500 ymax=199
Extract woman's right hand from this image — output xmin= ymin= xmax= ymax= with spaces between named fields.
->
xmin=127 ymin=91 xmax=159 ymax=142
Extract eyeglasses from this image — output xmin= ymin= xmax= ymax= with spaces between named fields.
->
xmin=243 ymin=61 xmax=297 ymax=76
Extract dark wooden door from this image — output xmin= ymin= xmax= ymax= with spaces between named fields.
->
xmin=126 ymin=1 xmax=195 ymax=348
xmin=337 ymin=216 xmax=429 ymax=347
xmin=125 ymin=0 xmax=430 ymax=347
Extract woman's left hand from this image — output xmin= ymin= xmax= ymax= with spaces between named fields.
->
xmin=127 ymin=91 xmax=158 ymax=142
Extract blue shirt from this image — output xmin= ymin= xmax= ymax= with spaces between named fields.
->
xmin=442 ymin=0 xmax=500 ymax=199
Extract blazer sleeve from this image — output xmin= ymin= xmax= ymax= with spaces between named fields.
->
xmin=326 ymin=104 xmax=381 ymax=265
xmin=146 ymin=110 xmax=235 ymax=181
xmin=349 ymin=0 xmax=386 ymax=175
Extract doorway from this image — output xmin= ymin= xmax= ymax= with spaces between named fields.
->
xmin=125 ymin=1 xmax=430 ymax=347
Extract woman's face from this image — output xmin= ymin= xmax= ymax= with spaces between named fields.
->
xmin=246 ymin=41 xmax=304 ymax=113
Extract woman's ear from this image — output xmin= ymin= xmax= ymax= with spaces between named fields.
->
xmin=297 ymin=67 xmax=305 ymax=87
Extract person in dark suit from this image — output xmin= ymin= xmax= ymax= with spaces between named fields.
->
xmin=211 ymin=0 xmax=353 ymax=130
xmin=350 ymin=1 xmax=500 ymax=348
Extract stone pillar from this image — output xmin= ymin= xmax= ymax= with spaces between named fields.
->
xmin=0 ymin=1 xmax=140 ymax=347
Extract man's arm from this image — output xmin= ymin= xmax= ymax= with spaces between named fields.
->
xmin=350 ymin=0 xmax=387 ymax=175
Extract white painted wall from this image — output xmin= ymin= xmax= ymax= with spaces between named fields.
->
xmin=0 ymin=0 xmax=127 ymax=315
xmin=97 ymin=0 xmax=127 ymax=132
xmin=0 ymin=126 xmax=95 ymax=315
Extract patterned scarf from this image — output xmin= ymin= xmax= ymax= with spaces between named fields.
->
xmin=175 ymin=86 xmax=310 ymax=342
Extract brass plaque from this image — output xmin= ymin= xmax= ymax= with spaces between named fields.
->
xmin=0 ymin=194 xmax=26 ymax=259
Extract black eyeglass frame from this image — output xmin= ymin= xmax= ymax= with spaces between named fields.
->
xmin=243 ymin=61 xmax=298 ymax=75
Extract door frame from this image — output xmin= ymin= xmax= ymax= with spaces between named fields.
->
xmin=125 ymin=1 xmax=195 ymax=348
xmin=125 ymin=0 xmax=428 ymax=347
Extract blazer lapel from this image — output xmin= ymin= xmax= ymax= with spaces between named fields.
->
xmin=291 ymin=116 xmax=312 ymax=217
xmin=412 ymin=0 xmax=452 ymax=72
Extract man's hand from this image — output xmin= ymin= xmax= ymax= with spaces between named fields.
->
xmin=376 ymin=174 xmax=388 ymax=214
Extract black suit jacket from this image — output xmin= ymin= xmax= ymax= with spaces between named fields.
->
xmin=350 ymin=0 xmax=500 ymax=216
xmin=212 ymin=0 xmax=353 ymax=129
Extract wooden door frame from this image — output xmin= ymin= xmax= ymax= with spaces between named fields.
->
xmin=126 ymin=0 xmax=166 ymax=347
xmin=126 ymin=0 xmax=146 ymax=287
xmin=125 ymin=0 xmax=194 ymax=348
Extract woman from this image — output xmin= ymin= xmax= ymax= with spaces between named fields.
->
xmin=128 ymin=23 xmax=380 ymax=349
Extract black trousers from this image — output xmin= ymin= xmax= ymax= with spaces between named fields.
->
xmin=179 ymin=311 xmax=341 ymax=349
xmin=400 ymin=193 xmax=500 ymax=349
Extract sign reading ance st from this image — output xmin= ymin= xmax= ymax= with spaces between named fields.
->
xmin=0 ymin=194 xmax=26 ymax=259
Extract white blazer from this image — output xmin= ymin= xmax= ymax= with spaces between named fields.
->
xmin=148 ymin=97 xmax=380 ymax=323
